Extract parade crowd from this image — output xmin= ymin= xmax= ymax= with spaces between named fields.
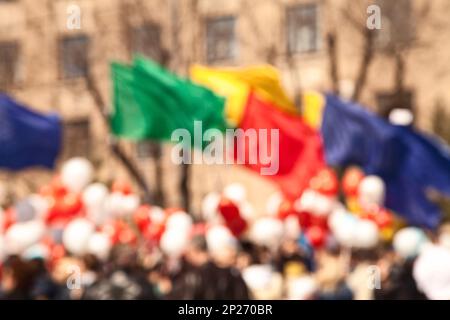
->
xmin=1 ymin=158 xmax=450 ymax=300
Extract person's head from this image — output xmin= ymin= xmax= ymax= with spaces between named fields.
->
xmin=1 ymin=255 xmax=34 ymax=293
xmin=184 ymin=235 xmax=209 ymax=267
xmin=108 ymin=245 xmax=138 ymax=272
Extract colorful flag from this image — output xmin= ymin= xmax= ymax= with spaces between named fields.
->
xmin=0 ymin=94 xmax=62 ymax=170
xmin=110 ymin=57 xmax=228 ymax=142
xmin=321 ymin=94 xmax=450 ymax=229
xmin=236 ymin=92 xmax=325 ymax=200
xmin=191 ymin=65 xmax=298 ymax=126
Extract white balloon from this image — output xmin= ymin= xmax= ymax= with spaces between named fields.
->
xmin=160 ymin=229 xmax=189 ymax=257
xmin=358 ymin=176 xmax=385 ymax=207
xmin=87 ymin=232 xmax=112 ymax=261
xmin=149 ymin=206 xmax=166 ymax=224
xmin=240 ymin=201 xmax=255 ymax=221
xmin=201 ymin=192 xmax=221 ymax=221
xmin=104 ymin=193 xmax=140 ymax=217
xmin=295 ymin=189 xmax=334 ymax=217
xmin=393 ymin=227 xmax=429 ymax=259
xmin=104 ymin=192 xmax=124 ymax=216
xmin=166 ymin=212 xmax=193 ymax=233
xmin=83 ymin=183 xmax=109 ymax=208
xmin=206 ymin=225 xmax=237 ymax=253
xmin=284 ymin=215 xmax=301 ymax=240
xmin=353 ymin=220 xmax=379 ymax=249
xmin=83 ymin=183 xmax=109 ymax=224
xmin=389 ymin=108 xmax=414 ymax=126
xmin=28 ymin=194 xmax=49 ymax=219
xmin=120 ymin=194 xmax=140 ymax=216
xmin=331 ymin=213 xmax=358 ymax=248
xmin=311 ymin=194 xmax=335 ymax=217
xmin=5 ymin=220 xmax=46 ymax=254
xmin=63 ymin=218 xmax=95 ymax=256
xmin=287 ymin=276 xmax=318 ymax=300
xmin=295 ymin=189 xmax=316 ymax=213
xmin=266 ymin=192 xmax=283 ymax=216
xmin=413 ymin=245 xmax=450 ymax=300
xmin=223 ymin=183 xmax=247 ymax=205
xmin=61 ymin=158 xmax=94 ymax=193
xmin=242 ymin=265 xmax=274 ymax=291
xmin=249 ymin=218 xmax=284 ymax=249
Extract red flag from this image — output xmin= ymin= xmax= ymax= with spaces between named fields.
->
xmin=234 ymin=92 xmax=325 ymax=200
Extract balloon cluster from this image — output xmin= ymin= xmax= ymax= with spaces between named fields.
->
xmin=0 ymin=159 xmax=433 ymax=267
xmin=0 ymin=157 xmax=154 ymax=264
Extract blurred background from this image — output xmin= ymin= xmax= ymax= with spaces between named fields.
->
xmin=1 ymin=0 xmax=449 ymax=214
xmin=1 ymin=0 xmax=450 ymax=300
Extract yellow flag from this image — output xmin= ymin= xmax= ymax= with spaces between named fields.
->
xmin=191 ymin=65 xmax=298 ymax=126
xmin=302 ymin=90 xmax=325 ymax=129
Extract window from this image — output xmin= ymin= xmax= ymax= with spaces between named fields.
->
xmin=206 ymin=16 xmax=236 ymax=63
xmin=375 ymin=0 xmax=414 ymax=50
xmin=62 ymin=119 xmax=91 ymax=158
xmin=377 ymin=90 xmax=414 ymax=119
xmin=59 ymin=35 xmax=89 ymax=78
xmin=287 ymin=4 xmax=319 ymax=54
xmin=0 ymin=41 xmax=19 ymax=89
xmin=131 ymin=23 xmax=164 ymax=63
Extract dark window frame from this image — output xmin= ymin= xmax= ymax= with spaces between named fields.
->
xmin=62 ymin=118 xmax=91 ymax=159
xmin=58 ymin=34 xmax=90 ymax=79
xmin=0 ymin=41 xmax=20 ymax=89
xmin=205 ymin=15 xmax=237 ymax=64
xmin=286 ymin=3 xmax=320 ymax=55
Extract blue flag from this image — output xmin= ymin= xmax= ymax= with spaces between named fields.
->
xmin=0 ymin=94 xmax=62 ymax=170
xmin=321 ymin=94 xmax=450 ymax=229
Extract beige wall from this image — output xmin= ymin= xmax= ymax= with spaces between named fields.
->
xmin=1 ymin=0 xmax=449 ymax=213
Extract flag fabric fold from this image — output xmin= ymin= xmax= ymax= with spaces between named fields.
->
xmin=321 ymin=94 xmax=450 ymax=229
xmin=236 ymin=92 xmax=325 ymax=200
xmin=110 ymin=57 xmax=228 ymax=142
xmin=0 ymin=94 xmax=62 ymax=170
xmin=190 ymin=65 xmax=298 ymax=126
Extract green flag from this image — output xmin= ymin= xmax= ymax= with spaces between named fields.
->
xmin=110 ymin=56 xmax=228 ymax=143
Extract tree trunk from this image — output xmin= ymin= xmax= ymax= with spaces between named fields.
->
xmin=327 ymin=33 xmax=340 ymax=95
xmin=352 ymin=30 xmax=375 ymax=102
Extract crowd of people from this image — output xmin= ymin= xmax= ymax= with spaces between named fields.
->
xmin=2 ymin=226 xmax=447 ymax=300
xmin=1 ymin=157 xmax=450 ymax=300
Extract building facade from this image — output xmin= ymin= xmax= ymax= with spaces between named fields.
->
xmin=1 ymin=0 xmax=450 ymax=213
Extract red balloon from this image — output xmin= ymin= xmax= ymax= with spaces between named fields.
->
xmin=111 ymin=180 xmax=132 ymax=195
xmin=310 ymin=168 xmax=339 ymax=197
xmin=298 ymin=211 xmax=312 ymax=229
xmin=306 ymin=226 xmax=327 ymax=248
xmin=118 ymin=227 xmax=137 ymax=246
xmin=46 ymin=193 xmax=83 ymax=225
xmin=2 ymin=208 xmax=16 ymax=231
xmin=373 ymin=208 xmax=394 ymax=229
xmin=218 ymin=198 xmax=241 ymax=222
xmin=133 ymin=205 xmax=151 ymax=232
xmin=342 ymin=166 xmax=365 ymax=197
xmin=100 ymin=220 xmax=124 ymax=245
xmin=227 ymin=217 xmax=247 ymax=237
xmin=309 ymin=215 xmax=329 ymax=231
xmin=143 ymin=223 xmax=165 ymax=243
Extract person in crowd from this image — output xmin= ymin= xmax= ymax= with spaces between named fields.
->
xmin=82 ymin=245 xmax=157 ymax=300
xmin=168 ymin=235 xmax=250 ymax=299
xmin=0 ymin=256 xmax=35 ymax=300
